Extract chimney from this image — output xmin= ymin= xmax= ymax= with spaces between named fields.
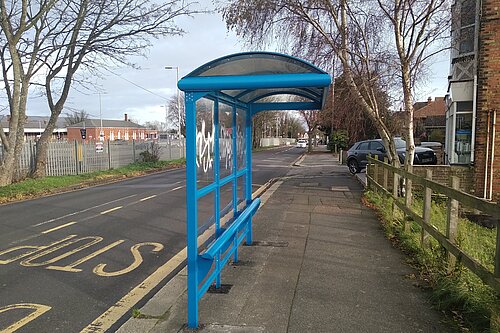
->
xmin=427 ymin=97 xmax=432 ymax=104
xmin=124 ymin=113 xmax=128 ymax=121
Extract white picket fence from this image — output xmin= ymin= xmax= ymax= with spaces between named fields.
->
xmin=0 ymin=139 xmax=185 ymax=179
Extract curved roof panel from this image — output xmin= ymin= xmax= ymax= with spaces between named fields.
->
xmin=186 ymin=52 xmax=327 ymax=77
xmin=178 ymin=52 xmax=331 ymax=111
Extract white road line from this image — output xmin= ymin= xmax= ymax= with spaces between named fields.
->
xmin=41 ymin=222 xmax=77 ymax=234
xmin=170 ymin=185 xmax=185 ymax=191
xmin=33 ymin=194 xmax=138 ymax=227
xmin=100 ymin=206 xmax=123 ymax=215
xmin=139 ymin=195 xmax=157 ymax=202
xmin=255 ymin=164 xmax=291 ymax=168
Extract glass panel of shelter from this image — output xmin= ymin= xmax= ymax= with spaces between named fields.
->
xmin=196 ymin=98 xmax=215 ymax=189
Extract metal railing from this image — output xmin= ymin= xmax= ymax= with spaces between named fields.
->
xmin=0 ymin=139 xmax=186 ymax=179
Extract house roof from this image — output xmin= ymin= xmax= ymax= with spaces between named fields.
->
xmin=67 ymin=119 xmax=145 ymax=129
xmin=414 ymin=97 xmax=446 ymax=118
xmin=0 ymin=115 xmax=68 ymax=129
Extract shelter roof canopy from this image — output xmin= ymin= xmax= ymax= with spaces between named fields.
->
xmin=178 ymin=52 xmax=331 ymax=111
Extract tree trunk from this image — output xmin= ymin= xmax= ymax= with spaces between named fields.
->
xmin=32 ymin=110 xmax=61 ymax=178
xmin=401 ymin=68 xmax=415 ymax=168
xmin=0 ymin=149 xmax=17 ymax=186
xmin=307 ymin=131 xmax=313 ymax=153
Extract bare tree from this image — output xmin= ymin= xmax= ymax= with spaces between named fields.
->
xmin=144 ymin=120 xmax=166 ymax=132
xmin=166 ymin=92 xmax=185 ymax=137
xmin=0 ymin=0 xmax=198 ymax=183
xmin=219 ymin=0 xmax=450 ymax=167
xmin=219 ymin=0 xmax=402 ymax=165
xmin=319 ymin=73 xmax=394 ymax=146
xmin=298 ymin=110 xmax=320 ymax=152
xmin=0 ymin=0 xmax=57 ymax=185
xmin=377 ymin=0 xmax=450 ymax=166
xmin=65 ymin=110 xmax=89 ymax=126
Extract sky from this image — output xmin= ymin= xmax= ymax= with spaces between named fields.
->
xmin=24 ymin=3 xmax=451 ymax=126
xmin=26 ymin=3 xmax=246 ymax=126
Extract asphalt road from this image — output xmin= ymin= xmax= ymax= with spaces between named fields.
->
xmin=0 ymin=146 xmax=303 ymax=333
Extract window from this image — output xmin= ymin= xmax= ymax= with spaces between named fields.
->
xmin=460 ymin=0 xmax=475 ymax=26
xmin=357 ymin=142 xmax=369 ymax=150
xmin=369 ymin=141 xmax=384 ymax=151
xmin=458 ymin=0 xmax=475 ymax=54
xmin=459 ymin=26 xmax=474 ymax=54
xmin=457 ymin=101 xmax=473 ymax=112
xmin=454 ymin=113 xmax=472 ymax=164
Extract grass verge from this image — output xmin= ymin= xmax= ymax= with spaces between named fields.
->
xmin=363 ymin=190 xmax=497 ymax=333
xmin=0 ymin=158 xmax=185 ymax=204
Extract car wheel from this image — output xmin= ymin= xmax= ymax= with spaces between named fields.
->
xmin=347 ymin=159 xmax=360 ymax=174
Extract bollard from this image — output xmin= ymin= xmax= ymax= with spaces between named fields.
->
xmin=421 ymin=169 xmax=432 ymax=247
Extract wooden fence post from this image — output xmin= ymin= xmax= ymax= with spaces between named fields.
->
xmin=392 ymin=171 xmax=399 ymax=219
xmin=421 ymin=169 xmax=432 ymax=248
xmin=366 ymin=159 xmax=371 ymax=190
xmin=383 ymin=157 xmax=388 ymax=191
xmin=374 ymin=155 xmax=379 ymax=187
xmin=446 ymin=176 xmax=460 ymax=273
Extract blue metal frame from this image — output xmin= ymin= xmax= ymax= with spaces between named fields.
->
xmin=179 ymin=52 xmax=331 ymax=329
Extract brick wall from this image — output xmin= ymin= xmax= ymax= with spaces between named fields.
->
xmin=370 ymin=165 xmax=474 ymax=195
xmin=474 ymin=0 xmax=500 ymax=200
xmin=413 ymin=165 xmax=474 ymax=194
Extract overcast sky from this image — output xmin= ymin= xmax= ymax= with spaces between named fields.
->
xmin=24 ymin=3 xmax=450 ymax=125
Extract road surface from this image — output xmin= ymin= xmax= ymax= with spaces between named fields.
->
xmin=0 ymin=146 xmax=304 ymax=333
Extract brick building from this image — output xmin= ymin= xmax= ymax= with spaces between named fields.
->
xmin=0 ymin=116 xmax=67 ymax=141
xmin=67 ymin=114 xmax=157 ymax=142
xmin=413 ymin=97 xmax=446 ymax=143
xmin=445 ymin=0 xmax=500 ymax=201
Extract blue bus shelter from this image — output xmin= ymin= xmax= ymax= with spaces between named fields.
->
xmin=178 ymin=52 xmax=331 ymax=328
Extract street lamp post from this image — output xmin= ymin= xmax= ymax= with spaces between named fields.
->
xmin=99 ymin=92 xmax=104 ymax=141
xmin=165 ymin=66 xmax=181 ymax=138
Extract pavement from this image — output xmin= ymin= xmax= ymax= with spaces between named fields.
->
xmin=116 ymin=149 xmax=452 ymax=333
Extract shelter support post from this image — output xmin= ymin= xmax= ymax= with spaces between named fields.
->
xmin=245 ymin=109 xmax=253 ymax=245
xmin=185 ymin=92 xmax=199 ymax=329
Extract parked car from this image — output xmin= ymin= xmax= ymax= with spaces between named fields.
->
xmin=346 ymin=138 xmax=437 ymax=174
xmin=296 ymin=139 xmax=307 ymax=148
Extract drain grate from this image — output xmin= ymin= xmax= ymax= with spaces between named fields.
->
xmin=207 ymin=284 xmax=232 ymax=294
xmin=230 ymin=260 xmax=255 ymax=267
xmin=331 ymin=186 xmax=350 ymax=191
xmin=299 ymin=182 xmax=319 ymax=187
xmin=247 ymin=240 xmax=289 ymax=247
